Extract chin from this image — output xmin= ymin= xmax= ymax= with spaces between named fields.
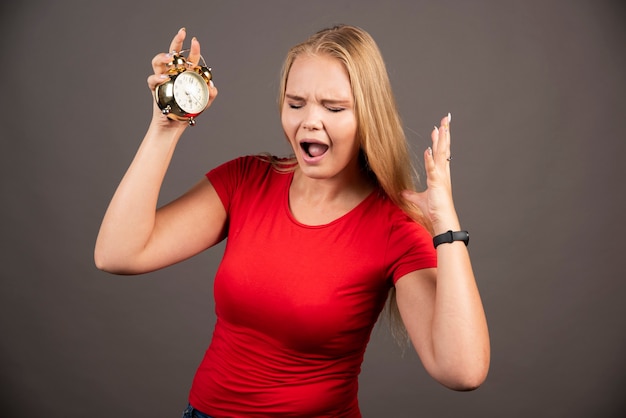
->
xmin=297 ymin=164 xmax=330 ymax=180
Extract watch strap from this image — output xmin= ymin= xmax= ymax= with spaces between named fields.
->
xmin=433 ymin=230 xmax=470 ymax=248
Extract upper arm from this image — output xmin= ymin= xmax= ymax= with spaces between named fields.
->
xmin=135 ymin=177 xmax=227 ymax=273
xmin=395 ymin=266 xmax=490 ymax=390
xmin=394 ymin=268 xmax=438 ymax=373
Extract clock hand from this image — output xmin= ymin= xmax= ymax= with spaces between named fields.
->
xmin=184 ymin=88 xmax=204 ymax=108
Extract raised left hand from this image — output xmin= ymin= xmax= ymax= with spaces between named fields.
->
xmin=402 ymin=114 xmax=459 ymax=234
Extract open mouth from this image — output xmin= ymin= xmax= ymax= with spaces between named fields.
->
xmin=300 ymin=142 xmax=329 ymax=158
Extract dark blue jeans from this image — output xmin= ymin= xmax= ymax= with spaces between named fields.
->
xmin=181 ymin=404 xmax=214 ymax=418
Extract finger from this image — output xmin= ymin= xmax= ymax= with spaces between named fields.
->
xmin=431 ymin=125 xmax=440 ymax=153
xmin=151 ymin=52 xmax=174 ymax=74
xmin=187 ymin=36 xmax=201 ymax=66
xmin=401 ymin=189 xmax=428 ymax=215
xmin=435 ymin=113 xmax=451 ymax=163
xmin=401 ymin=189 xmax=419 ymax=204
xmin=424 ymin=144 xmax=435 ymax=176
xmin=441 ymin=112 xmax=451 ymax=128
xmin=168 ymin=27 xmax=187 ymax=54
xmin=151 ymin=27 xmax=187 ymax=75
xmin=147 ymin=73 xmax=170 ymax=91
xmin=207 ymin=80 xmax=218 ymax=103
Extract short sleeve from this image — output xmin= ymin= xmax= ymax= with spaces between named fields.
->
xmin=385 ymin=213 xmax=437 ymax=284
xmin=205 ymin=156 xmax=253 ymax=213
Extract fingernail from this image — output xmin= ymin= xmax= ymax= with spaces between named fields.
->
xmin=427 ymin=147 xmax=433 ymax=156
xmin=434 ymin=125 xmax=439 ymax=133
xmin=179 ymin=27 xmax=186 ymax=32
xmin=158 ymin=74 xmax=169 ymax=79
xmin=209 ymin=80 xmax=215 ymax=88
xmin=192 ymin=36 xmax=197 ymax=42
xmin=447 ymin=112 xmax=452 ymax=123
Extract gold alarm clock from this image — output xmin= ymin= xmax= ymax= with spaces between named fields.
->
xmin=154 ymin=51 xmax=212 ymax=126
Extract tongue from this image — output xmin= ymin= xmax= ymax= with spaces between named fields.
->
xmin=307 ymin=143 xmax=328 ymax=157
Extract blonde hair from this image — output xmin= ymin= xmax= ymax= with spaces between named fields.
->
xmin=276 ymin=25 xmax=432 ymax=342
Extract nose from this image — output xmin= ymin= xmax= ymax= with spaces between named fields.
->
xmin=302 ymin=120 xmax=322 ymax=130
xmin=301 ymin=106 xmax=323 ymax=131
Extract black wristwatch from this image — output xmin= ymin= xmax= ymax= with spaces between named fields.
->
xmin=433 ymin=230 xmax=470 ymax=248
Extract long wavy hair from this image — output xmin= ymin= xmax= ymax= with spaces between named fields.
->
xmin=275 ymin=24 xmax=433 ymax=342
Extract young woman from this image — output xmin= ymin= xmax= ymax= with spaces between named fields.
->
xmin=95 ymin=24 xmax=489 ymax=418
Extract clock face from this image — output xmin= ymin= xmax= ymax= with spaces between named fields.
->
xmin=173 ymin=71 xmax=210 ymax=114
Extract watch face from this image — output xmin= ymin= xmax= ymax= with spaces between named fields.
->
xmin=173 ymin=71 xmax=210 ymax=114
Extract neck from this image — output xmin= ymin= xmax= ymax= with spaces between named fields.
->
xmin=288 ymin=166 xmax=375 ymax=226
xmin=290 ymin=166 xmax=373 ymax=203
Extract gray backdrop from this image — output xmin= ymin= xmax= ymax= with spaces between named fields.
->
xmin=1 ymin=1 xmax=625 ymax=417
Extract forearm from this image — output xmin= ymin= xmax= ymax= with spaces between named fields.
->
xmin=94 ymin=121 xmax=186 ymax=272
xmin=429 ymin=214 xmax=490 ymax=389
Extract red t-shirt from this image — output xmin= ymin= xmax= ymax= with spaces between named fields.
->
xmin=189 ymin=156 xmax=437 ymax=417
